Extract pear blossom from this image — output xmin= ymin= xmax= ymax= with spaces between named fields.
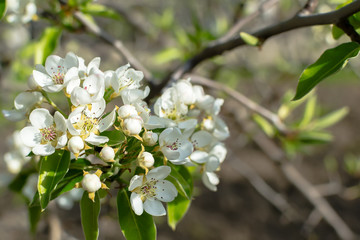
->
xmin=123 ymin=115 xmax=143 ymax=136
xmin=78 ymin=170 xmax=108 ymax=201
xmin=2 ymin=91 xmax=43 ymax=121
xmin=107 ymin=64 xmax=144 ymax=94
xmin=6 ymin=0 xmax=37 ymax=24
xmin=142 ymin=131 xmax=158 ymax=146
xmin=100 ymin=146 xmax=115 ymax=162
xmin=129 ymin=166 xmax=177 ymax=216
xmin=20 ymin=108 xmax=67 ymax=156
xmin=118 ymin=105 xmax=138 ymax=119
xmin=159 ymin=127 xmax=193 ymax=164
xmin=32 ymin=53 xmax=79 ymax=92
xmin=67 ymin=136 xmax=84 ymax=154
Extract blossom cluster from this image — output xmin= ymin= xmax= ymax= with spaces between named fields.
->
xmin=3 ymin=52 xmax=229 ymax=216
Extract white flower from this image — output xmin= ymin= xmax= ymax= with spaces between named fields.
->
xmin=159 ymin=127 xmax=193 ymax=164
xmin=67 ymin=104 xmax=116 ymax=146
xmin=109 ymin=64 xmax=144 ymax=94
xmin=154 ymin=87 xmax=188 ymax=120
xmin=32 ymin=53 xmax=79 ymax=92
xmin=201 ymin=155 xmax=221 ymax=191
xmin=100 ymin=146 xmax=115 ymax=162
xmin=77 ymin=56 xmax=101 ymax=79
xmin=2 ymin=91 xmax=43 ymax=121
xmin=142 ymin=131 xmax=158 ymax=146
xmin=4 ymin=131 xmax=31 ymax=174
xmin=82 ymin=173 xmax=102 ymax=193
xmin=174 ymin=79 xmax=196 ymax=105
xmin=6 ymin=0 xmax=37 ymax=24
xmin=118 ymin=105 xmax=138 ymax=119
xmin=129 ymin=166 xmax=177 ymax=216
xmin=20 ymin=108 xmax=67 ymax=156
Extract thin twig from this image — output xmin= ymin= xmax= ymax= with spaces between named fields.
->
xmin=229 ymin=159 xmax=299 ymax=221
xmin=158 ymin=1 xmax=360 ymax=91
xmin=73 ymin=11 xmax=154 ymax=83
xmin=214 ymin=0 xmax=279 ymax=44
xmin=336 ymin=17 xmax=360 ymax=44
xmin=187 ymin=74 xmax=289 ymax=134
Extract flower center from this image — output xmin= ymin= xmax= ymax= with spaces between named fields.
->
xmin=40 ymin=125 xmax=57 ymax=143
xmin=140 ymin=181 xmax=157 ymax=199
xmin=74 ymin=114 xmax=99 ymax=135
xmin=166 ymin=139 xmax=180 ymax=151
xmin=50 ymin=65 xmax=65 ymax=84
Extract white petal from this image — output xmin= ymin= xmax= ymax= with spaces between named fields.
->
xmin=43 ymin=84 xmax=64 ymax=93
xmin=54 ymin=111 xmax=67 ymax=132
xmin=29 ymin=108 xmax=53 ymax=129
xmin=98 ymin=108 xmax=116 ymax=132
xmin=178 ymin=119 xmax=197 ymax=130
xmin=66 ymin=79 xmax=80 ymax=95
xmin=128 ymin=175 xmax=144 ymax=191
xmin=87 ymin=57 xmax=101 ymax=73
xmin=190 ymin=151 xmax=209 ymax=164
xmin=71 ymin=87 xmax=92 ymax=106
xmin=191 ymin=130 xmax=213 ymax=148
xmin=33 ymin=143 xmax=55 ymax=156
xmin=45 ymin=55 xmax=63 ymax=76
xmin=20 ymin=126 xmax=41 ymax=147
xmin=155 ymin=180 xmax=177 ymax=202
xmin=63 ymin=67 xmax=79 ymax=85
xmin=14 ymin=92 xmax=43 ymax=111
xmin=178 ymin=140 xmax=193 ymax=160
xmin=146 ymin=166 xmax=171 ymax=181
xmin=205 ymin=155 xmax=220 ymax=172
xmin=85 ymin=99 xmax=105 ymax=118
xmin=83 ymin=74 xmax=104 ymax=95
xmin=32 ymin=70 xmax=53 ymax=87
xmin=56 ymin=134 xmax=67 ymax=148
xmin=64 ymin=52 xmax=79 ymax=69
xmin=85 ymin=133 xmax=109 ymax=146
xmin=202 ymin=172 xmax=219 ymax=192
xmin=213 ymin=118 xmax=230 ymax=140
xmin=115 ymin=63 xmax=130 ymax=77
xmin=143 ymin=199 xmax=166 ymax=216
xmin=130 ymin=192 xmax=143 ymax=215
xmin=2 ymin=109 xmax=26 ymax=121
xmin=160 ymin=146 xmax=180 ymax=160
xmin=210 ymin=143 xmax=227 ymax=163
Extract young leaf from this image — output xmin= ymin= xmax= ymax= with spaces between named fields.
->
xmin=298 ymin=131 xmax=333 ymax=144
xmin=310 ymin=107 xmax=349 ymax=130
xmin=80 ymin=3 xmax=122 ymax=20
xmin=80 ymin=191 xmax=100 ymax=240
xmin=167 ymin=194 xmax=191 ymax=230
xmin=38 ymin=150 xmax=71 ymax=210
xmin=167 ymin=164 xmax=193 ymax=199
xmin=35 ymin=27 xmax=62 ymax=65
xmin=293 ymin=42 xmax=360 ymax=100
xmin=253 ymin=114 xmax=275 ymax=137
xmin=117 ymin=189 xmax=156 ymax=240
xmin=28 ymin=205 xmax=42 ymax=234
xmin=0 ymin=0 xmax=6 ymax=20
xmin=100 ymin=130 xmax=125 ymax=146
xmin=240 ymin=32 xmax=260 ymax=46
xmin=298 ymin=95 xmax=317 ymax=128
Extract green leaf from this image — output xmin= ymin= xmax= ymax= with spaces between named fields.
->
xmin=167 ymin=164 xmax=193 ymax=199
xmin=38 ymin=150 xmax=71 ymax=210
xmin=310 ymin=107 xmax=349 ymax=130
xmin=35 ymin=27 xmax=62 ymax=65
xmin=167 ymin=194 xmax=191 ymax=230
xmin=240 ymin=32 xmax=260 ymax=46
xmin=100 ymin=130 xmax=125 ymax=146
xmin=28 ymin=205 xmax=42 ymax=234
xmin=117 ymin=189 xmax=156 ymax=240
xmin=0 ymin=0 xmax=6 ymax=20
xmin=80 ymin=3 xmax=122 ymax=20
xmin=80 ymin=191 xmax=100 ymax=240
xmin=154 ymin=48 xmax=182 ymax=64
xmin=332 ymin=25 xmax=344 ymax=40
xmin=51 ymin=169 xmax=83 ymax=199
xmin=253 ymin=114 xmax=275 ymax=137
xmin=299 ymin=95 xmax=317 ymax=128
xmin=293 ymin=42 xmax=360 ymax=100
xmin=298 ymin=131 xmax=333 ymax=144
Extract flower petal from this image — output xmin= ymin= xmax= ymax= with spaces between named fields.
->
xmin=155 ymin=180 xmax=177 ymax=202
xmin=29 ymin=108 xmax=53 ymax=129
xmin=14 ymin=92 xmax=43 ymax=111
xmin=54 ymin=111 xmax=67 ymax=132
xmin=191 ymin=130 xmax=213 ymax=148
xmin=71 ymin=87 xmax=92 ymax=106
xmin=43 ymin=84 xmax=64 ymax=93
xmin=2 ymin=109 xmax=26 ymax=121
xmin=190 ymin=151 xmax=209 ymax=164
xmin=45 ymin=55 xmax=63 ymax=76
xmin=130 ymin=192 xmax=143 ymax=215
xmin=202 ymin=172 xmax=219 ymax=192
xmin=20 ymin=126 xmax=41 ymax=147
xmin=129 ymin=175 xmax=143 ymax=191
xmin=143 ymin=199 xmax=166 ymax=216
xmin=56 ymin=134 xmax=67 ymax=148
xmin=98 ymin=108 xmax=116 ymax=132
xmin=66 ymin=79 xmax=81 ymax=95
xmin=85 ymin=133 xmax=109 ymax=146
xmin=32 ymin=143 xmax=55 ymax=156
xmin=32 ymin=69 xmax=53 ymax=87
xmin=84 ymin=99 xmax=105 ymax=119
xmin=146 ymin=166 xmax=171 ymax=181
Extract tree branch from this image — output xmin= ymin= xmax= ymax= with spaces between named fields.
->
xmin=158 ymin=1 xmax=360 ymax=91
xmin=73 ymin=11 xmax=154 ymax=83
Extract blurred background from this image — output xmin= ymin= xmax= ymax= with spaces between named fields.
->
xmin=1 ymin=0 xmax=360 ymax=239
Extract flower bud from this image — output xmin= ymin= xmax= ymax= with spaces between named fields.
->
xmin=81 ymin=173 xmax=102 ymax=193
xmin=138 ymin=151 xmax=154 ymax=168
xmin=142 ymin=131 xmax=158 ymax=146
xmin=68 ymin=136 xmax=84 ymax=154
xmin=118 ymin=105 xmax=138 ymax=119
xmin=100 ymin=146 xmax=115 ymax=162
xmin=123 ymin=115 xmax=143 ymax=135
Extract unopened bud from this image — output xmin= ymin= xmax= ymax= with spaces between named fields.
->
xmin=123 ymin=115 xmax=143 ymax=135
xmin=68 ymin=136 xmax=84 ymax=154
xmin=100 ymin=146 xmax=115 ymax=162
xmin=118 ymin=105 xmax=138 ymax=119
xmin=142 ymin=131 xmax=158 ymax=146
xmin=81 ymin=173 xmax=101 ymax=193
xmin=139 ymin=152 xmax=154 ymax=168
